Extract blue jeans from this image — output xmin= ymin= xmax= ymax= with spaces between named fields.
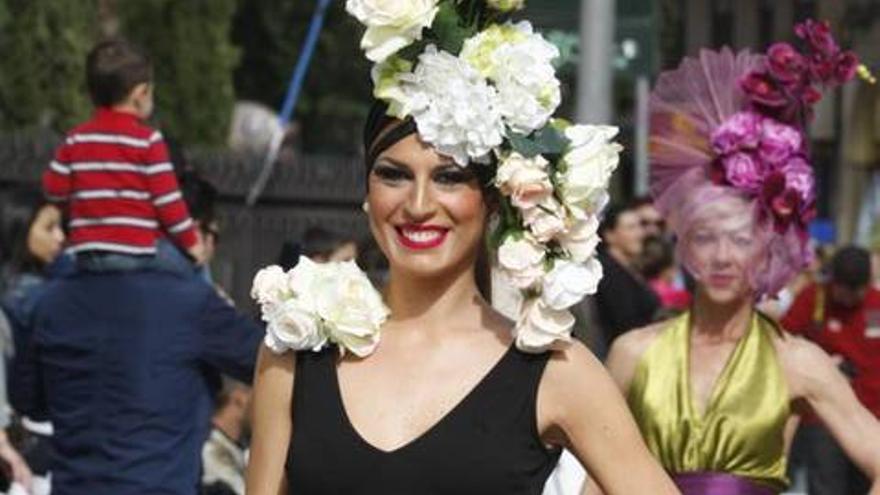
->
xmin=76 ymin=239 xmax=196 ymax=277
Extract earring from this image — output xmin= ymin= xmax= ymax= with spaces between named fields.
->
xmin=362 ymin=201 xmax=370 ymax=213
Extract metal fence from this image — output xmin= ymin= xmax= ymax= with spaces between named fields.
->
xmin=0 ymin=130 xmax=370 ymax=311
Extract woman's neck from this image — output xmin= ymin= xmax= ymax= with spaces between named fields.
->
xmin=383 ymin=263 xmax=485 ymax=337
xmin=691 ymin=288 xmax=754 ymax=341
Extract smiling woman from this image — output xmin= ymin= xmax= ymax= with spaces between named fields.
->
xmin=245 ymin=1 xmax=678 ymax=494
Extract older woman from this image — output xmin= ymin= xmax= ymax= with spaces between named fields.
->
xmin=602 ymin=21 xmax=880 ymax=495
xmin=246 ymin=1 xmax=677 ymax=494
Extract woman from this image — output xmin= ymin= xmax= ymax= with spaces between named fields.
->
xmin=602 ymin=21 xmax=880 ymax=494
xmin=247 ymin=1 xmax=676 ymax=493
xmin=0 ymin=188 xmax=69 ymax=492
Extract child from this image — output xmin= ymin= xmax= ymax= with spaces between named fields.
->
xmin=42 ymin=38 xmax=203 ymax=271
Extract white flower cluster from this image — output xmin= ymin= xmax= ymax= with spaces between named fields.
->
xmin=495 ymin=125 xmax=621 ymax=352
xmin=365 ymin=14 xmax=560 ymax=165
xmin=347 ymin=0 xmax=623 ymax=353
xmin=251 ymin=257 xmax=390 ymax=357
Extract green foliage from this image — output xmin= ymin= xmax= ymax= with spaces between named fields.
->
xmin=232 ymin=0 xmax=371 ymax=154
xmin=120 ymin=0 xmax=239 ymax=146
xmin=0 ymin=0 xmax=97 ymax=132
xmin=508 ymin=125 xmax=568 ymax=159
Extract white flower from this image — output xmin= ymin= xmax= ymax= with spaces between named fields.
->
xmin=497 ymin=235 xmax=546 ymax=289
xmin=264 ymin=297 xmax=327 ymax=353
xmin=253 ymin=257 xmax=389 ymax=357
xmin=541 ymin=258 xmax=603 ymax=310
xmin=495 ymin=152 xmax=552 ymax=209
xmin=251 ymin=265 xmax=290 ymax=308
xmin=522 ymin=198 xmax=566 ymax=243
xmin=515 ymin=297 xmax=575 ymax=353
xmin=345 ymin=0 xmax=439 ymax=62
xmin=558 ymin=125 xmax=622 ymax=210
xmin=461 ymin=22 xmax=561 ymax=134
xmin=487 ymin=0 xmax=525 ymax=12
xmin=311 ymin=261 xmax=390 ymax=357
xmin=559 ymin=215 xmax=601 ymax=263
xmin=394 ymin=46 xmax=505 ymax=166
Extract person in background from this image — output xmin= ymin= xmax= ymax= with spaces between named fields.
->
xmin=202 ymin=379 xmax=251 ymax=495
xmin=276 ymin=227 xmax=358 ymax=271
xmin=632 ymin=196 xmax=666 ymax=239
xmin=594 ymin=203 xmax=660 ymax=350
xmin=782 ymin=246 xmax=880 ymax=495
xmin=1 ymin=188 xmax=71 ymax=494
xmin=41 ymin=38 xmax=204 ymax=273
xmin=641 ymin=235 xmax=691 ymax=314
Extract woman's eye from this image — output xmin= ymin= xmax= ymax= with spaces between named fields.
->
xmin=373 ymin=165 xmax=409 ymax=183
xmin=732 ymin=235 xmax=753 ymax=248
xmin=434 ymin=169 xmax=472 ymax=185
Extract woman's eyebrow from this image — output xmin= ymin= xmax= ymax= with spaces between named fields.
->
xmin=374 ymin=157 xmax=411 ymax=170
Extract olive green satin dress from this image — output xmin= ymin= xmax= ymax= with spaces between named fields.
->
xmin=627 ymin=312 xmax=790 ymax=492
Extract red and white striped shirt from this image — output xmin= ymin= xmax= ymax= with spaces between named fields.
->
xmin=43 ymin=108 xmax=198 ymax=255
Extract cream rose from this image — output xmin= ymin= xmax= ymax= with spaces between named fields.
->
xmin=346 ymin=0 xmax=439 ymax=62
xmin=263 ymin=297 xmax=326 ymax=353
xmin=559 ymin=215 xmax=601 ymax=263
xmin=311 ymin=261 xmax=389 ymax=357
xmin=521 ymin=198 xmax=566 ymax=243
xmin=515 ymin=297 xmax=575 ymax=352
xmin=559 ymin=125 xmax=622 ymax=209
xmin=541 ymin=258 xmax=603 ymax=310
xmin=497 ymin=235 xmax=546 ymax=289
xmin=495 ymin=152 xmax=552 ymax=210
xmin=251 ymin=265 xmax=290 ymax=308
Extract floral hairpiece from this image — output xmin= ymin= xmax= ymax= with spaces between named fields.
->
xmin=347 ymin=0 xmax=621 ymax=353
xmin=711 ymin=19 xmax=861 ymax=236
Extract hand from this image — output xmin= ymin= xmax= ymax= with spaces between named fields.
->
xmin=0 ymin=439 xmax=33 ymax=493
xmin=187 ymin=241 xmax=207 ymax=266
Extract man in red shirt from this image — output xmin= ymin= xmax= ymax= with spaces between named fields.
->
xmin=782 ymin=245 xmax=880 ymax=495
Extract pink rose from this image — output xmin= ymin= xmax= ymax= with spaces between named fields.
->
xmin=795 ymin=19 xmax=839 ymax=57
xmin=711 ymin=111 xmax=763 ymax=154
xmin=759 ymin=119 xmax=803 ymax=165
xmin=834 ymin=51 xmax=859 ymax=84
xmin=722 ymin=152 xmax=764 ymax=193
xmin=781 ymin=157 xmax=815 ymax=203
xmin=740 ymin=71 xmax=788 ymax=109
xmin=767 ymin=43 xmax=807 ymax=86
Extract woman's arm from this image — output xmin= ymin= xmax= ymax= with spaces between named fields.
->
xmin=539 ymin=341 xmax=678 ymax=495
xmin=246 ymin=345 xmax=295 ymax=495
xmin=785 ymin=337 xmax=880 ymax=494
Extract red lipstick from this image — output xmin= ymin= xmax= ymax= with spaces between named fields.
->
xmin=395 ymin=224 xmax=449 ymax=250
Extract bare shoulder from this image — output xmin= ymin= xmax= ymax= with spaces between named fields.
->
xmin=605 ymin=319 xmax=670 ymax=391
xmin=774 ymin=332 xmax=839 ymax=398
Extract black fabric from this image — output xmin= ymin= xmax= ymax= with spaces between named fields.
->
xmin=286 ymin=346 xmax=561 ymax=494
xmin=363 ymin=100 xmax=418 ymax=174
xmin=594 ymin=249 xmax=661 ymax=346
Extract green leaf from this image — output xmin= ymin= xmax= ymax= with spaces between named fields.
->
xmin=508 ymin=132 xmax=544 ymax=158
xmin=429 ymin=1 xmax=475 ymax=54
xmin=507 ymin=125 xmax=569 ymax=159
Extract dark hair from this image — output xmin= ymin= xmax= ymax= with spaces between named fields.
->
xmin=632 ymin=195 xmax=655 ymax=209
xmin=0 ymin=188 xmax=54 ymax=278
xmin=301 ymin=227 xmax=353 ymax=261
xmin=830 ymin=245 xmax=871 ymax=289
xmin=178 ymin=170 xmax=218 ymax=227
xmin=86 ymin=38 xmax=153 ymax=107
xmin=599 ymin=202 xmax=638 ymax=239
xmin=640 ymin=235 xmax=675 ymax=280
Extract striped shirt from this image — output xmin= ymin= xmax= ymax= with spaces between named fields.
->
xmin=43 ymin=108 xmax=198 ymax=255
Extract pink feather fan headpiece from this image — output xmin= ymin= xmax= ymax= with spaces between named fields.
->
xmin=649 ymin=20 xmax=861 ymax=296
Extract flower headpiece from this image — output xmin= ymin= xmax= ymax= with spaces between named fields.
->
xmin=650 ymin=19 xmax=866 ymax=296
xmin=348 ymin=0 xmax=621 ymax=353
xmin=251 ymin=1 xmax=620 ymax=357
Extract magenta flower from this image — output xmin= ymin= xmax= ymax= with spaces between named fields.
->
xmin=740 ymin=71 xmax=788 ymax=109
xmin=767 ymin=43 xmax=807 ymax=86
xmin=759 ymin=119 xmax=803 ymax=165
xmin=835 ymin=51 xmax=859 ymax=84
xmin=795 ymin=19 xmax=839 ymax=57
xmin=781 ymin=156 xmax=815 ymax=203
xmin=711 ymin=111 xmax=763 ymax=154
xmin=723 ymin=152 xmax=764 ymax=193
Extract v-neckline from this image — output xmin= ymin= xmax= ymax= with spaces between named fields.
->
xmin=683 ymin=313 xmax=754 ymax=421
xmin=333 ymin=343 xmax=517 ymax=456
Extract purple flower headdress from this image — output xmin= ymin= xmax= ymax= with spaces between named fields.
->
xmin=649 ymin=20 xmax=865 ymax=296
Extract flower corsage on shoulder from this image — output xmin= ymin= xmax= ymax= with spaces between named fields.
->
xmin=252 ymin=257 xmax=389 ymax=357
xmin=348 ymin=0 xmax=621 ymax=353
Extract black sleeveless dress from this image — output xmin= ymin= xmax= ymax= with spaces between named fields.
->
xmin=286 ymin=345 xmax=562 ymax=494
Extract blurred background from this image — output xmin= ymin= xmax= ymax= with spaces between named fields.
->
xmin=0 ymin=0 xmax=878 ymax=310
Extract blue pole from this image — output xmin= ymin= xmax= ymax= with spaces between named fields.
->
xmin=278 ymin=0 xmax=332 ymax=124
